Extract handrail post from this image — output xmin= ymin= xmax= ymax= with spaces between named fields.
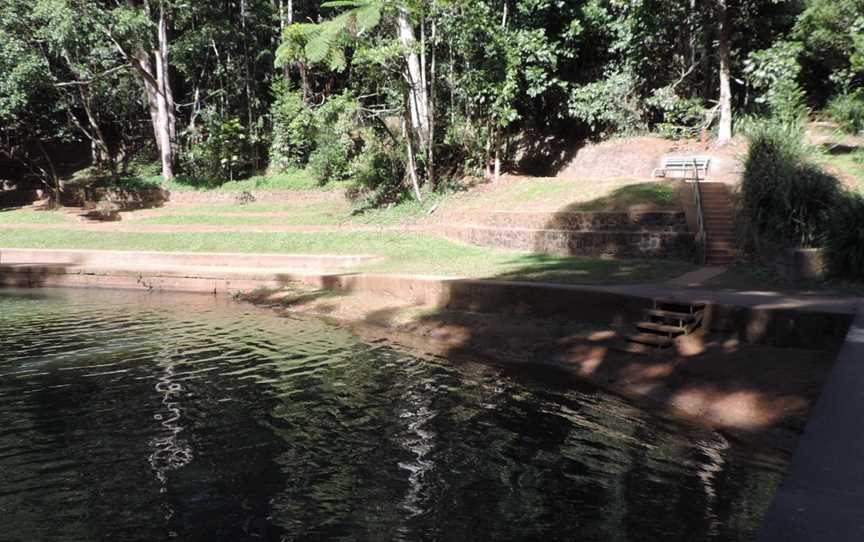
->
xmin=692 ymin=159 xmax=707 ymax=265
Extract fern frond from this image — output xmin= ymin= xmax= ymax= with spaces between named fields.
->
xmin=353 ymin=4 xmax=381 ymax=35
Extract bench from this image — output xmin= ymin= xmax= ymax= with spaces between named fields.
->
xmin=652 ymin=156 xmax=711 ymax=180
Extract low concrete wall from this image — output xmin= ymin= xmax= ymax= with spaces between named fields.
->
xmin=0 ymin=248 xmax=380 ymax=270
xmin=0 ymin=260 xmax=852 ymax=350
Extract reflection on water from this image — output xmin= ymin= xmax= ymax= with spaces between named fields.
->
xmin=0 ymin=288 xmax=784 ymax=541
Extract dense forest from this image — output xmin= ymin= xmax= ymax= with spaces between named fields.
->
xmin=1 ymin=0 xmax=862 ymax=204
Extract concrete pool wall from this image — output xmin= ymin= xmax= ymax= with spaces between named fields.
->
xmin=0 ymin=247 xmax=855 ymax=351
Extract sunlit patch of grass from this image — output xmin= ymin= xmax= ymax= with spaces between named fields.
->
xmin=0 ymin=228 xmax=694 ymax=285
xmin=0 ymin=209 xmax=75 ymax=224
xmin=574 ymin=182 xmax=679 ymax=211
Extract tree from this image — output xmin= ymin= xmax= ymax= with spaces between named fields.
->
xmin=717 ymin=0 xmax=733 ymax=143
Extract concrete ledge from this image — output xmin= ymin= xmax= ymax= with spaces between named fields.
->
xmin=0 ymin=248 xmax=380 ymax=270
xmin=759 ymin=303 xmax=864 ymax=541
xmin=1 ymin=262 xmax=854 ymax=350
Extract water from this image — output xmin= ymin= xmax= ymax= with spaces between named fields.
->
xmin=0 ymin=288 xmax=784 ymax=542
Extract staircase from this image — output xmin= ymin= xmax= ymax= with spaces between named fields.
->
xmin=698 ymin=183 xmax=735 ymax=266
xmin=616 ymin=299 xmax=706 ymax=354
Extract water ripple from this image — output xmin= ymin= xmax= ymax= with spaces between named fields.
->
xmin=0 ymin=288 xmax=787 ymax=542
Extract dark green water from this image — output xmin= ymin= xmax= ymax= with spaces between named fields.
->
xmin=0 ymin=288 xmax=784 ymax=542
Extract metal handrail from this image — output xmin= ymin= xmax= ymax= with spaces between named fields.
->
xmin=691 ymin=159 xmax=707 ymax=265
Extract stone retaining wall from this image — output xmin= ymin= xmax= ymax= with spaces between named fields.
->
xmin=441 ymin=225 xmax=695 ymax=259
xmin=475 ymin=211 xmax=689 ymax=232
xmin=60 ymin=185 xmax=169 ymax=210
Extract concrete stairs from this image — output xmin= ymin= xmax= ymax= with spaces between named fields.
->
xmin=699 ymin=183 xmax=736 ymax=266
xmin=615 ymin=298 xmax=706 ymax=354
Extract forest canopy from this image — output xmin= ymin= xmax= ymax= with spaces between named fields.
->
xmin=0 ymin=0 xmax=861 ymax=202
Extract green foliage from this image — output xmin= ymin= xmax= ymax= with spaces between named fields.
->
xmin=568 ymin=70 xmax=645 ymax=135
xmin=739 ymin=122 xmax=842 ymax=250
xmin=794 ymin=0 xmax=864 ymax=100
xmin=181 ymin=110 xmax=249 ymax=184
xmin=646 ymin=86 xmax=706 ymax=139
xmin=744 ymin=41 xmax=809 ymax=124
xmin=276 ymin=1 xmax=383 ymax=72
xmin=269 ymin=81 xmax=316 ymax=170
xmin=307 ymin=93 xmax=359 ymax=183
xmin=824 ymin=192 xmax=864 ymax=280
xmin=347 ymin=128 xmax=406 ymax=204
xmin=826 ymin=91 xmax=864 ymax=133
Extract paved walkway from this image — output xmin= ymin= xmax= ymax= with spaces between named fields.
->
xmin=665 ymin=265 xmax=728 ymax=287
xmin=759 ymin=303 xmax=864 ymax=541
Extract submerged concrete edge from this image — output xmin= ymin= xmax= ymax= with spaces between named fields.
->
xmin=0 ymin=262 xmax=855 ymax=351
xmin=759 ymin=302 xmax=864 ymax=542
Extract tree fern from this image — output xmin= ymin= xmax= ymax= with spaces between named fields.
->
xmin=277 ymin=0 xmax=384 ymax=72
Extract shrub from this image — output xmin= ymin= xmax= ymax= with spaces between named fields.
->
xmin=307 ymin=93 xmax=358 ymax=183
xmin=568 ymin=70 xmax=646 ymax=136
xmin=826 ymin=92 xmax=864 ymax=134
xmin=739 ymin=122 xmax=842 ymax=250
xmin=181 ymin=109 xmax=250 ymax=184
xmin=646 ymin=87 xmax=706 ymax=139
xmin=744 ymin=41 xmax=809 ymax=125
xmin=824 ymin=192 xmax=864 ymax=280
xmin=268 ymin=80 xmax=315 ymax=170
xmin=348 ymin=128 xmax=406 ymax=204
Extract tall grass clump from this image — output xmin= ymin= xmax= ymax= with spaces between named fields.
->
xmin=824 ymin=192 xmax=864 ymax=281
xmin=738 ymin=122 xmax=842 ymax=251
xmin=826 ymin=92 xmax=864 ymax=134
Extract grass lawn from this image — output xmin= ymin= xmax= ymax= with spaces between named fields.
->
xmin=0 ymin=209 xmax=75 ymax=224
xmin=127 ymin=200 xmax=351 ymax=226
xmin=439 ymin=177 xmax=681 ymax=214
xmin=0 ymin=228 xmax=694 ymax=284
xmin=821 ymin=150 xmax=864 ymax=194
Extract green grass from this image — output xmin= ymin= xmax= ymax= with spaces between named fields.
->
xmin=349 ymin=190 xmax=452 ymax=225
xmin=442 ymin=178 xmax=681 ymax=213
xmin=821 ymin=150 xmax=864 ymax=194
xmin=0 ymin=209 xmax=75 ymax=224
xmin=574 ymin=183 xmax=679 ymax=211
xmin=129 ymin=212 xmax=345 ymax=226
xmin=127 ymin=200 xmax=351 ymax=226
xmin=0 ymin=228 xmax=694 ymax=284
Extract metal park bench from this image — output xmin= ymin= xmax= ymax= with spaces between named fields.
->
xmin=652 ymin=155 xmax=711 ymax=181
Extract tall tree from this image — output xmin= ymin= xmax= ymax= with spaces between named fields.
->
xmin=717 ymin=0 xmax=733 ymax=143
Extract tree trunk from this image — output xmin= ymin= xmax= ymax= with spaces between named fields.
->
xmin=397 ymin=8 xmax=430 ymax=148
xmin=717 ymin=0 xmax=733 ymax=144
xmin=426 ymin=18 xmax=437 ymax=189
xmin=402 ymin=113 xmax=422 ymax=202
xmin=154 ymin=2 xmax=175 ymax=181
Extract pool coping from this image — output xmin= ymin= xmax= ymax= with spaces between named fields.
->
xmin=759 ymin=301 xmax=864 ymax=541
xmin=0 ymin=259 xmax=857 ymax=351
